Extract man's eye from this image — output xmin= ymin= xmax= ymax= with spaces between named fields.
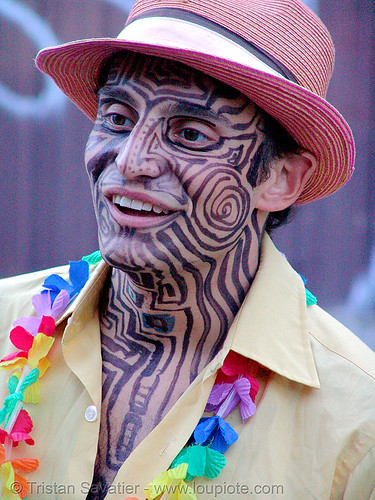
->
xmin=105 ymin=113 xmax=135 ymax=130
xmin=98 ymin=101 xmax=136 ymax=132
xmin=180 ymin=128 xmax=208 ymax=142
xmin=168 ymin=117 xmax=219 ymax=150
xmin=109 ymin=113 xmax=128 ymax=126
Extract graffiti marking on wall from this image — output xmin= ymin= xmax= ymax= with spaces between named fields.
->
xmin=0 ymin=0 xmax=66 ymax=118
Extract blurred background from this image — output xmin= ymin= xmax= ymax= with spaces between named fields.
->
xmin=1 ymin=0 xmax=374 ymax=348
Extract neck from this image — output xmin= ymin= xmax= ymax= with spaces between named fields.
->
xmin=101 ymin=223 xmax=262 ymax=376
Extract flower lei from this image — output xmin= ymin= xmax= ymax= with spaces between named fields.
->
xmin=144 ymin=351 xmax=260 ymax=500
xmin=0 ymin=253 xmax=101 ymax=499
xmin=0 ymin=250 xmax=317 ymax=500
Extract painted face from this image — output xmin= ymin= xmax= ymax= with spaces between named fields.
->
xmin=85 ymin=53 xmax=266 ymax=272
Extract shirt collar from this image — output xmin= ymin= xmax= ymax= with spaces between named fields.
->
xmin=230 ymin=233 xmax=320 ymax=388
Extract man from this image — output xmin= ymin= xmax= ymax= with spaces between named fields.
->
xmin=0 ymin=0 xmax=374 ymax=499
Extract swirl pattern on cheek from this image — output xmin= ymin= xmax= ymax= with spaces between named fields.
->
xmin=193 ymin=170 xmax=251 ymax=244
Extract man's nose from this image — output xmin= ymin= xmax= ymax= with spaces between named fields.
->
xmin=114 ymin=121 xmax=168 ymax=180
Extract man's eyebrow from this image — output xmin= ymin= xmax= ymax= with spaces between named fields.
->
xmin=161 ymin=101 xmax=230 ymax=124
xmin=97 ymin=85 xmax=137 ymax=106
xmin=96 ymin=89 xmax=231 ymax=124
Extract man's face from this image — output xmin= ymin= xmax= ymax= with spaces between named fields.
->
xmin=85 ymin=53 xmax=267 ymax=272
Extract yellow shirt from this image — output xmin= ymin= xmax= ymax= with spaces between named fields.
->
xmin=0 ymin=235 xmax=374 ymax=500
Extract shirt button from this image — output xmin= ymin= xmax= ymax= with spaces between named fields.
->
xmin=85 ymin=405 xmax=98 ymax=422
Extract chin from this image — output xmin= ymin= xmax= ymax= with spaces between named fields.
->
xmin=98 ymin=231 xmax=177 ymax=275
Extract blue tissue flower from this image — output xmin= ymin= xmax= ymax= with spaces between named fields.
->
xmin=193 ymin=416 xmax=238 ymax=453
xmin=41 ymin=260 xmax=89 ymax=304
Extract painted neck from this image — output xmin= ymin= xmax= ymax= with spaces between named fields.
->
xmin=102 ymin=221 xmax=262 ymax=371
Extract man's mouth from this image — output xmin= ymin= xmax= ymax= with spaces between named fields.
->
xmin=112 ymin=194 xmax=171 ymax=216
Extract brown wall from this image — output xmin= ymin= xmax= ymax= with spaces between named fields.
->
xmin=1 ymin=0 xmax=374 ymax=314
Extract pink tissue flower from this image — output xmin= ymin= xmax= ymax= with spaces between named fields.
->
xmin=216 ymin=351 xmax=259 ymax=401
xmin=0 ymin=409 xmax=34 ymax=447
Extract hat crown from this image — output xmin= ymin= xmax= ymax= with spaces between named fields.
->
xmin=127 ymin=0 xmax=334 ymax=98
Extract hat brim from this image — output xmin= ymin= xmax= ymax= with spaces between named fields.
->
xmin=36 ymin=38 xmax=355 ymax=205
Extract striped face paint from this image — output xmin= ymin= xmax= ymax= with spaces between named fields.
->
xmin=85 ymin=53 xmax=266 ymax=274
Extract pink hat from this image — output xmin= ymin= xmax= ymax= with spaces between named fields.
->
xmin=35 ymin=0 xmax=355 ymax=205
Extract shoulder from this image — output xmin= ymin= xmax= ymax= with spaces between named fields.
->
xmin=307 ymin=304 xmax=375 ymax=482
xmin=306 ymin=303 xmax=375 ymax=415
xmin=307 ymin=303 xmax=375 ymax=380
xmin=302 ymin=306 xmax=375 ymax=495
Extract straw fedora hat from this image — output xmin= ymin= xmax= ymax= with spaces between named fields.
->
xmin=36 ymin=0 xmax=355 ymax=205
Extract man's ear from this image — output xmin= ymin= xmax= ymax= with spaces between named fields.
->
xmin=255 ymin=151 xmax=317 ymax=212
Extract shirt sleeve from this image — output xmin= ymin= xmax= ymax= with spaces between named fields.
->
xmin=342 ymin=444 xmax=375 ymax=500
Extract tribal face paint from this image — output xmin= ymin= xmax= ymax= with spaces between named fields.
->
xmin=85 ymin=53 xmax=266 ymax=273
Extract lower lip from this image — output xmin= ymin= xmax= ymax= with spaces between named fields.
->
xmin=107 ymin=199 xmax=178 ymax=229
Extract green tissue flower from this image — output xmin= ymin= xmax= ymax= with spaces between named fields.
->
xmin=171 ymin=445 xmax=226 ymax=481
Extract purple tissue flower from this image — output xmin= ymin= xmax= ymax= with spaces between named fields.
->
xmin=13 ymin=290 xmax=70 ymax=336
xmin=206 ymin=377 xmax=256 ymax=422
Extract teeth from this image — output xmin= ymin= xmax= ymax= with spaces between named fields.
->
xmin=119 ymin=195 xmax=131 ymax=208
xmin=143 ymin=202 xmax=152 ymax=211
xmin=130 ymin=199 xmax=143 ymax=210
xmin=112 ymin=195 xmax=168 ymax=215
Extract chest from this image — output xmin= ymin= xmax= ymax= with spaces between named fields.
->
xmin=93 ymin=331 xmax=198 ymax=495
xmin=99 ymin=327 xmax=196 ymax=435
xmin=101 ymin=363 xmax=188 ymax=449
